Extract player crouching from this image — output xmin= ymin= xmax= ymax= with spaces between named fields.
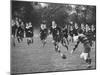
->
xmin=71 ymin=29 xmax=92 ymax=68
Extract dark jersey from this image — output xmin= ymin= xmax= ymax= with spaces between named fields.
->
xmin=17 ymin=26 xmax=24 ymax=37
xmin=73 ymin=34 xmax=91 ymax=53
xmin=79 ymin=28 xmax=85 ymax=34
xmin=84 ymin=30 xmax=93 ymax=40
xmin=12 ymin=25 xmax=18 ymax=36
xmin=69 ymin=30 xmax=73 ymax=37
xmin=92 ymin=30 xmax=96 ymax=41
xmin=40 ymin=28 xmax=48 ymax=40
xmin=63 ymin=28 xmax=68 ymax=38
xmin=73 ymin=28 xmax=79 ymax=36
xmin=78 ymin=35 xmax=89 ymax=44
xmin=25 ymin=26 xmax=33 ymax=37
xmin=50 ymin=27 xmax=62 ymax=42
xmin=50 ymin=27 xmax=62 ymax=37
xmin=93 ymin=29 xmax=96 ymax=36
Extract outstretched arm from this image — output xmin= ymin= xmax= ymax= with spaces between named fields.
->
xmin=73 ymin=40 xmax=80 ymax=51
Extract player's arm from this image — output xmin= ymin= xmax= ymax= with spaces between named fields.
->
xmin=48 ymin=29 xmax=51 ymax=34
xmin=57 ymin=27 xmax=61 ymax=35
xmin=71 ymin=40 xmax=80 ymax=54
xmin=39 ymin=28 xmax=42 ymax=36
xmin=15 ymin=26 xmax=18 ymax=37
xmin=16 ymin=27 xmax=19 ymax=37
xmin=73 ymin=40 xmax=80 ymax=51
xmin=49 ymin=27 xmax=52 ymax=34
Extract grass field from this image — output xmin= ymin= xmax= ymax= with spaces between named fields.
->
xmin=11 ymin=36 xmax=96 ymax=74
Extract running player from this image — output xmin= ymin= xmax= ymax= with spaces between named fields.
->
xmin=61 ymin=25 xmax=69 ymax=50
xmin=62 ymin=25 xmax=69 ymax=45
xmin=69 ymin=25 xmax=74 ymax=43
xmin=11 ymin=19 xmax=18 ymax=47
xmin=71 ymin=29 xmax=92 ymax=68
xmin=73 ymin=22 xmax=79 ymax=42
xmin=40 ymin=22 xmax=48 ymax=47
xmin=91 ymin=24 xmax=96 ymax=42
xmin=25 ymin=22 xmax=34 ymax=45
xmin=84 ymin=24 xmax=93 ymax=47
xmin=50 ymin=21 xmax=66 ymax=59
xmin=16 ymin=21 xmax=24 ymax=43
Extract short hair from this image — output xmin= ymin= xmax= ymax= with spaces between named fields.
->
xmin=78 ymin=29 xmax=83 ymax=34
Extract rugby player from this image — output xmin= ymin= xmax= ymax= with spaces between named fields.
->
xmin=71 ymin=29 xmax=92 ymax=68
xmin=62 ymin=25 xmax=69 ymax=45
xmin=40 ymin=23 xmax=48 ymax=47
xmin=11 ymin=19 xmax=18 ymax=47
xmin=25 ymin=22 xmax=34 ymax=45
xmin=16 ymin=22 xmax=24 ymax=43
xmin=50 ymin=21 xmax=66 ymax=59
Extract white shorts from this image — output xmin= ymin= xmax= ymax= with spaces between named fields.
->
xmin=80 ymin=52 xmax=88 ymax=60
xmin=58 ymin=42 xmax=62 ymax=47
xmin=68 ymin=35 xmax=71 ymax=40
xmin=11 ymin=35 xmax=14 ymax=38
xmin=52 ymin=40 xmax=55 ymax=43
xmin=27 ymin=37 xmax=32 ymax=40
xmin=73 ymin=35 xmax=78 ymax=42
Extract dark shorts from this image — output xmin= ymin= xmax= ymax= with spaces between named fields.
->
xmin=64 ymin=34 xmax=68 ymax=39
xmin=92 ymin=36 xmax=96 ymax=41
xmin=26 ymin=32 xmax=33 ymax=37
xmin=70 ymin=34 xmax=73 ymax=37
xmin=17 ymin=32 xmax=24 ymax=38
xmin=84 ymin=43 xmax=91 ymax=53
xmin=40 ymin=34 xmax=47 ymax=40
xmin=12 ymin=32 xmax=16 ymax=37
xmin=53 ymin=36 xmax=61 ymax=42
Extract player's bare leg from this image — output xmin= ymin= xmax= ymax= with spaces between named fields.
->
xmin=12 ymin=35 xmax=16 ymax=47
xmin=80 ymin=52 xmax=92 ymax=69
xmin=54 ymin=42 xmax=67 ymax=59
xmin=43 ymin=40 xmax=46 ymax=47
xmin=63 ymin=41 xmax=68 ymax=50
xmin=17 ymin=37 xmax=21 ymax=43
xmin=13 ymin=39 xmax=16 ymax=47
xmin=61 ymin=38 xmax=68 ymax=50
xmin=66 ymin=38 xmax=69 ymax=45
xmin=86 ymin=53 xmax=92 ymax=68
xmin=27 ymin=38 xmax=31 ymax=45
xmin=31 ymin=37 xmax=33 ymax=43
xmin=41 ymin=39 xmax=46 ymax=48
